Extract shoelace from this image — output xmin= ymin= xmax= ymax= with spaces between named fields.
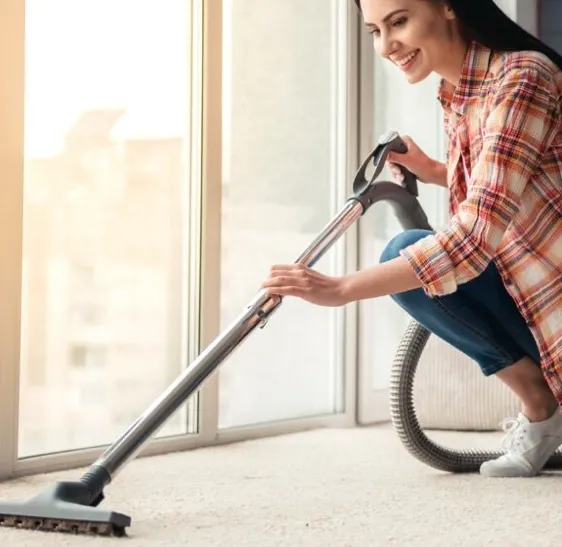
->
xmin=499 ymin=416 xmax=527 ymax=452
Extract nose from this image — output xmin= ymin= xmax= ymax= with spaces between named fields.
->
xmin=375 ymin=31 xmax=397 ymax=59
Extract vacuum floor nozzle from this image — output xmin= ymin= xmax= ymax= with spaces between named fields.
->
xmin=0 ymin=479 xmax=130 ymax=537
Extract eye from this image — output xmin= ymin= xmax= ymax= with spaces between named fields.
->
xmin=392 ymin=16 xmax=408 ymax=27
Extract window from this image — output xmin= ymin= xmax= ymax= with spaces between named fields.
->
xmin=18 ymin=0 xmax=198 ymax=458
xmin=69 ymin=345 xmax=107 ymax=368
xmin=218 ymin=0 xmax=348 ymax=428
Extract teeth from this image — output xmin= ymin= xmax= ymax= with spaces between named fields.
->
xmin=396 ymin=51 xmax=418 ymax=66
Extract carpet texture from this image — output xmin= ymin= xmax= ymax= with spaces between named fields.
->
xmin=0 ymin=425 xmax=560 ymax=546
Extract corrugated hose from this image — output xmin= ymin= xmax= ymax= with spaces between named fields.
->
xmin=389 ymin=319 xmax=562 ymax=472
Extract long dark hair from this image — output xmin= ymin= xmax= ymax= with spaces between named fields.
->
xmin=353 ymin=0 xmax=562 ymax=71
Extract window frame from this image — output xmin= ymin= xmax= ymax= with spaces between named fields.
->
xmin=0 ymin=0 xmax=25 ymax=480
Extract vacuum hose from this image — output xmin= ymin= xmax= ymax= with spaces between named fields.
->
xmin=388 ymin=259 xmax=562 ymax=472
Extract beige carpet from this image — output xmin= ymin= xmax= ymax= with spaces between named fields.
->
xmin=0 ymin=425 xmax=561 ymax=547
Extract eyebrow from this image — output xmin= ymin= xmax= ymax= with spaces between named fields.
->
xmin=364 ymin=9 xmax=408 ymax=29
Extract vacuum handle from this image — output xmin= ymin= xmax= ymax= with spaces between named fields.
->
xmin=395 ymin=158 xmax=418 ymax=198
xmin=353 ymin=130 xmax=419 ymax=198
xmin=383 ymin=132 xmax=418 ymax=198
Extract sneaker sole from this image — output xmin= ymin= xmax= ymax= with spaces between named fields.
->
xmin=479 ymin=463 xmax=537 ymax=478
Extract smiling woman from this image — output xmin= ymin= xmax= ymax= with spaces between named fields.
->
xmin=358 ymin=0 xmax=465 ymax=84
xmin=354 ymin=0 xmax=562 ymax=75
xmin=264 ymin=0 xmax=562 ymax=479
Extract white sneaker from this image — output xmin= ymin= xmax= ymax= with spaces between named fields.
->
xmin=480 ymin=408 xmax=562 ymax=477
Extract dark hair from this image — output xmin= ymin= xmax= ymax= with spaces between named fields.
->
xmin=353 ymin=0 xmax=562 ymax=71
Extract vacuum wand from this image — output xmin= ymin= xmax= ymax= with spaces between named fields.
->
xmin=0 ymin=131 xmax=428 ymax=538
xmin=91 ymin=131 xmax=428 ymax=479
xmin=93 ymin=197 xmax=365 ymax=479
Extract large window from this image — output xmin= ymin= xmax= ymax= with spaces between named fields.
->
xmin=0 ymin=0 xmax=356 ymax=477
xmin=18 ymin=0 xmax=197 ymax=457
xmin=218 ymin=0 xmax=349 ymax=428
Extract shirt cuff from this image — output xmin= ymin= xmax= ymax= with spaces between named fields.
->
xmin=399 ymin=233 xmax=458 ymax=297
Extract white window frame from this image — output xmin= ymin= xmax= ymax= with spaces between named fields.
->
xmin=0 ymin=0 xmax=25 ymax=480
xmin=0 ymin=0 xmax=362 ymax=480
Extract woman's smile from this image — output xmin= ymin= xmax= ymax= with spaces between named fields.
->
xmin=391 ymin=49 xmax=420 ymax=71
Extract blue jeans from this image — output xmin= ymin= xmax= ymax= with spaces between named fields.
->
xmin=380 ymin=229 xmax=540 ymax=376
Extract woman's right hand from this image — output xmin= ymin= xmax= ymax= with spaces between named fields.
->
xmin=386 ymin=135 xmax=446 ymax=187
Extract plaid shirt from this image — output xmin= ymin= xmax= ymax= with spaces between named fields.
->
xmin=401 ymin=41 xmax=562 ymax=402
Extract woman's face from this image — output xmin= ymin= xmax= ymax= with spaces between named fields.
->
xmin=360 ymin=0 xmax=459 ymax=84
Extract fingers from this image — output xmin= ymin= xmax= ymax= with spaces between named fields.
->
xmin=263 ymin=264 xmax=313 ymax=295
xmin=269 ymin=263 xmax=317 ymax=278
xmin=263 ymin=272 xmax=311 ymax=289
xmin=388 ymin=162 xmax=405 ymax=182
xmin=387 ymin=133 xmax=412 ymax=182
xmin=263 ymin=285 xmax=306 ymax=298
xmin=400 ymin=134 xmax=413 ymax=146
xmin=387 ymin=134 xmax=412 ymax=162
xmin=262 ymin=273 xmax=308 ymax=299
xmin=269 ymin=263 xmax=305 ymax=272
xmin=263 ymin=275 xmax=300 ymax=287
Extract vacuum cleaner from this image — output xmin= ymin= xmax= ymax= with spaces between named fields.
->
xmin=1 ymin=131 xmax=561 ymax=538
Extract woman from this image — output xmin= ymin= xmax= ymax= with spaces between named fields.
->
xmin=262 ymin=0 xmax=562 ymax=478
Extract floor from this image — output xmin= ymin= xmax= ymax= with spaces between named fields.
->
xmin=0 ymin=425 xmax=560 ymax=546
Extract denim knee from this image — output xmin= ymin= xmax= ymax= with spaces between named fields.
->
xmin=379 ymin=229 xmax=434 ymax=264
xmin=377 ymin=232 xmax=537 ymax=377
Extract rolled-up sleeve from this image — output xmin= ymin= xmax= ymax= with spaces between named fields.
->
xmin=400 ymin=62 xmax=561 ymax=297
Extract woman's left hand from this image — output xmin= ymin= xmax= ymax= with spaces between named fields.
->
xmin=261 ymin=264 xmax=348 ymax=307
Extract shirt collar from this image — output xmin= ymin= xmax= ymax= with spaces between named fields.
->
xmin=437 ymin=41 xmax=493 ymax=115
